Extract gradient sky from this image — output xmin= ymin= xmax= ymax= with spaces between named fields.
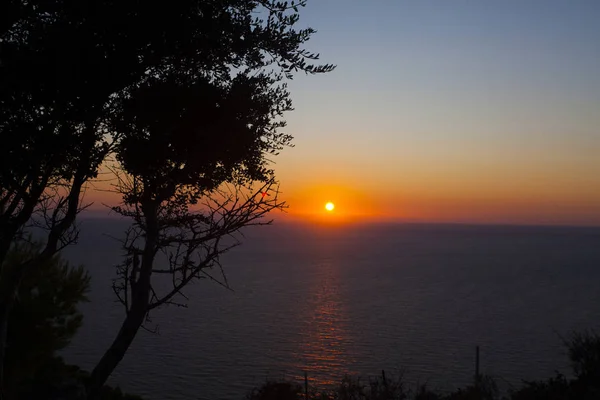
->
xmin=90 ymin=1 xmax=600 ymax=226
xmin=272 ymin=0 xmax=600 ymax=226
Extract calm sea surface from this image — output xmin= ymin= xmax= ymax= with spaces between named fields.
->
xmin=61 ymin=218 xmax=600 ymax=399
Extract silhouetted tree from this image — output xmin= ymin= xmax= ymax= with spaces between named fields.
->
xmin=0 ymin=3 xmax=106 ymax=387
xmin=0 ymin=1 xmax=333 ymax=394
xmin=0 ymin=240 xmax=89 ymax=399
xmin=88 ymin=1 xmax=334 ymax=396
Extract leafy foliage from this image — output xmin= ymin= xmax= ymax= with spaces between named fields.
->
xmin=112 ymin=72 xmax=293 ymax=206
xmin=1 ymin=0 xmax=334 ymax=394
xmin=1 ymin=240 xmax=89 ymax=398
xmin=88 ymin=0 xmax=334 ymax=393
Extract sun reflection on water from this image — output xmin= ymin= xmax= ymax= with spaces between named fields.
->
xmin=292 ymin=260 xmax=355 ymax=389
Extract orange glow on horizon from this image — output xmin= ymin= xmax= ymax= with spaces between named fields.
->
xmin=83 ymin=166 xmax=600 ymax=228
xmin=278 ymin=182 xmax=385 ymax=225
xmin=274 ymin=178 xmax=600 ymax=227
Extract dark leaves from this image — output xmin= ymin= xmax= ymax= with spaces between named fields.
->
xmin=113 ymin=71 xmax=293 ymax=205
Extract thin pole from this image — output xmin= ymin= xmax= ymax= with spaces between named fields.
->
xmin=304 ymin=371 xmax=308 ymax=400
xmin=475 ymin=346 xmax=480 ymax=385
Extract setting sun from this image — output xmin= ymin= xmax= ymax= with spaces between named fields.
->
xmin=325 ymin=202 xmax=335 ymax=211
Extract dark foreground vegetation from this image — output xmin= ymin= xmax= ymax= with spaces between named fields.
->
xmin=2 ymin=242 xmax=141 ymax=400
xmin=4 ymin=241 xmax=600 ymax=399
xmin=247 ymin=331 xmax=600 ymax=400
xmin=248 ymin=360 xmax=599 ymax=400
xmin=0 ymin=0 xmax=332 ymax=396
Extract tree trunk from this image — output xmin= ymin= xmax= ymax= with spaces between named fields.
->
xmin=87 ymin=202 xmax=158 ymax=398
xmin=0 ymin=237 xmax=13 ymax=275
xmin=86 ymin=298 xmax=149 ymax=397
xmin=0 ymin=172 xmax=84 ymax=396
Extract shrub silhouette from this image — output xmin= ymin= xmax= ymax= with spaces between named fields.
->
xmin=1 ymin=241 xmax=89 ymax=399
xmin=566 ymin=330 xmax=600 ymax=386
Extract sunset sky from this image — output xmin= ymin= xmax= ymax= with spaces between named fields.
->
xmin=91 ymin=1 xmax=600 ymax=227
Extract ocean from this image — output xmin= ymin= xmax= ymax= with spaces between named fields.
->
xmin=61 ymin=218 xmax=600 ymax=399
